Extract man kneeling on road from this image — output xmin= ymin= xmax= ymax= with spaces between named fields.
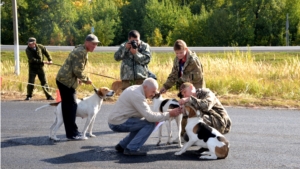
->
xmin=108 ymin=78 xmax=182 ymax=156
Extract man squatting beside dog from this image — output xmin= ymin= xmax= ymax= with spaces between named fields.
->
xmin=114 ymin=30 xmax=152 ymax=90
xmin=179 ymin=82 xmax=232 ymax=136
xmin=160 ymin=39 xmax=205 ymax=137
xmin=56 ymin=34 xmax=100 ymax=140
xmin=108 ymin=78 xmax=182 ymax=156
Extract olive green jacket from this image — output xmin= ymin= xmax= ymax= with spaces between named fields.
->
xmin=56 ymin=44 xmax=89 ymax=89
xmin=163 ymin=50 xmax=205 ymax=90
xmin=26 ymin=44 xmax=52 ymax=69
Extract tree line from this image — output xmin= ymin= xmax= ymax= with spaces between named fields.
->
xmin=1 ymin=0 xmax=300 ymax=46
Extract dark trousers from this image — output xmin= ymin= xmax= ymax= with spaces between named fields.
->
xmin=56 ymin=80 xmax=79 ymax=138
xmin=27 ymin=68 xmax=52 ymax=98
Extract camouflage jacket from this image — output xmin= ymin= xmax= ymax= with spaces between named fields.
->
xmin=163 ymin=50 xmax=205 ymax=90
xmin=114 ymin=41 xmax=151 ymax=81
xmin=192 ymin=88 xmax=232 ymax=134
xmin=56 ymin=44 xmax=89 ymax=89
xmin=26 ymin=44 xmax=52 ymax=69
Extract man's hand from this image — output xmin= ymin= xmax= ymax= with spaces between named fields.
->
xmin=43 ymin=61 xmax=52 ymax=65
xmin=159 ymin=87 xmax=167 ymax=94
xmin=129 ymin=47 xmax=137 ymax=55
xmin=169 ymin=107 xmax=182 ymax=117
xmin=179 ymin=97 xmax=189 ymax=106
xmin=85 ymin=79 xmax=92 ymax=85
xmin=125 ymin=41 xmax=131 ymax=49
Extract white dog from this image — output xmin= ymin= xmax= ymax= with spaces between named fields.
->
xmin=35 ymin=87 xmax=114 ymax=141
xmin=175 ymin=99 xmax=230 ymax=159
xmin=152 ymin=93 xmax=183 ymax=147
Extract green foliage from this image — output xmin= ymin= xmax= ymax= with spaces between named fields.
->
xmin=1 ymin=0 xmax=300 ymax=46
xmin=147 ymin=28 xmax=163 ymax=46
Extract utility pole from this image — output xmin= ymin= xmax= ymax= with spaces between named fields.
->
xmin=12 ymin=0 xmax=20 ymax=75
xmin=286 ymin=13 xmax=289 ymax=46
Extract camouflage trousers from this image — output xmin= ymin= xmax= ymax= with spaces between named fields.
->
xmin=122 ymin=79 xmax=145 ymax=90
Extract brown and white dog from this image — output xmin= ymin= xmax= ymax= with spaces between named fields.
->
xmin=111 ymin=80 xmax=122 ymax=95
xmin=175 ymin=98 xmax=230 ymax=159
xmin=152 ymin=93 xmax=183 ymax=147
xmin=35 ymin=87 xmax=114 ymax=141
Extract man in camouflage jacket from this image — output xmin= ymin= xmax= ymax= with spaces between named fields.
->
xmin=25 ymin=37 xmax=54 ymax=100
xmin=179 ymin=82 xmax=232 ymax=135
xmin=56 ymin=34 xmax=99 ymax=140
xmin=114 ymin=30 xmax=151 ymax=90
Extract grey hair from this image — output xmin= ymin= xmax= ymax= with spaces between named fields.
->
xmin=142 ymin=78 xmax=158 ymax=89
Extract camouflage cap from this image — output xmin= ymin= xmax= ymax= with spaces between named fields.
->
xmin=179 ymin=82 xmax=193 ymax=92
xmin=27 ymin=37 xmax=36 ymax=44
xmin=85 ymin=34 xmax=100 ymax=43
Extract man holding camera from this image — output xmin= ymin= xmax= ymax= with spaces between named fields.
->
xmin=114 ymin=30 xmax=152 ymax=90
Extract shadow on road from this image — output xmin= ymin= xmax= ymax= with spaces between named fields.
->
xmin=41 ymin=144 xmax=205 ymax=164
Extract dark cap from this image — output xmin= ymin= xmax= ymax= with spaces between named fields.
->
xmin=27 ymin=37 xmax=36 ymax=44
xmin=179 ymin=82 xmax=193 ymax=92
xmin=85 ymin=34 xmax=100 ymax=43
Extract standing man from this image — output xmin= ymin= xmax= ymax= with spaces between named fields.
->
xmin=114 ymin=30 xmax=152 ymax=90
xmin=108 ymin=78 xmax=182 ymax=156
xmin=25 ymin=37 xmax=54 ymax=100
xmin=56 ymin=34 xmax=99 ymax=140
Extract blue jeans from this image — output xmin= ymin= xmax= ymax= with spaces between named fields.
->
xmin=109 ymin=118 xmax=155 ymax=151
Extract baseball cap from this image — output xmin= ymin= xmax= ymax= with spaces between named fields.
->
xmin=85 ymin=34 xmax=100 ymax=43
xmin=27 ymin=37 xmax=36 ymax=44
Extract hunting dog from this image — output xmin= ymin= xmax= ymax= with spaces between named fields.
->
xmin=35 ymin=87 xmax=114 ymax=141
xmin=175 ymin=97 xmax=230 ymax=159
xmin=111 ymin=80 xmax=122 ymax=95
xmin=152 ymin=93 xmax=183 ymax=147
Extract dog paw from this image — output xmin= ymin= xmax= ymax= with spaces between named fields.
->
xmin=89 ymin=134 xmax=96 ymax=137
xmin=50 ymin=137 xmax=60 ymax=141
xmin=175 ymin=152 xmax=182 ymax=156
xmin=82 ymin=136 xmax=89 ymax=140
xmin=178 ymin=144 xmax=183 ymax=148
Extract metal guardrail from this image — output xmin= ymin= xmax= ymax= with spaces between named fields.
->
xmin=1 ymin=45 xmax=300 ymax=52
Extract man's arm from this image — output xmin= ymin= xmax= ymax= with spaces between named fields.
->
xmin=71 ymin=52 xmax=90 ymax=83
xmin=114 ymin=42 xmax=130 ymax=61
xmin=132 ymin=43 xmax=151 ymax=65
xmin=26 ymin=49 xmax=43 ymax=64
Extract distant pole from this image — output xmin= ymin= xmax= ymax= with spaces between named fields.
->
xmin=12 ymin=0 xmax=20 ymax=75
xmin=286 ymin=13 xmax=289 ymax=46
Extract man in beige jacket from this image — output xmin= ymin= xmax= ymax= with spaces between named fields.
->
xmin=108 ymin=78 xmax=182 ymax=156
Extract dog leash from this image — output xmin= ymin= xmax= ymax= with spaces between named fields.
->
xmin=91 ymin=83 xmax=98 ymax=93
xmin=51 ymin=63 xmax=118 ymax=80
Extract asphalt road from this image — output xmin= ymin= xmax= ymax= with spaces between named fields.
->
xmin=1 ymin=101 xmax=300 ymax=169
xmin=2 ymin=45 xmax=300 ymax=52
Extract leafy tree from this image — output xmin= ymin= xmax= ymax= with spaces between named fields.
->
xmin=118 ymin=0 xmax=148 ymax=44
xmin=143 ymin=0 xmax=191 ymax=45
xmin=147 ymin=28 xmax=163 ymax=46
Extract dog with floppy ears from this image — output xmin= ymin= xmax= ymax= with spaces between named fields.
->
xmin=175 ymin=96 xmax=230 ymax=159
xmin=152 ymin=93 xmax=183 ymax=147
xmin=35 ymin=87 xmax=114 ymax=141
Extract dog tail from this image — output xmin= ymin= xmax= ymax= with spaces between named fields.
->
xmin=35 ymin=102 xmax=61 ymax=111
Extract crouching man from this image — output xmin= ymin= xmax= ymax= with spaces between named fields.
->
xmin=108 ymin=78 xmax=182 ymax=156
xmin=178 ymin=82 xmax=232 ymax=135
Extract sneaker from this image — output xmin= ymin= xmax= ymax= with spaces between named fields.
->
xmin=25 ymin=96 xmax=31 ymax=100
xmin=115 ymin=144 xmax=124 ymax=153
xmin=47 ymin=96 xmax=54 ymax=100
xmin=123 ymin=148 xmax=147 ymax=156
xmin=67 ymin=135 xmax=83 ymax=141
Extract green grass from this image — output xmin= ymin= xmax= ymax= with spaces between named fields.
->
xmin=1 ymin=50 xmax=299 ymax=109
